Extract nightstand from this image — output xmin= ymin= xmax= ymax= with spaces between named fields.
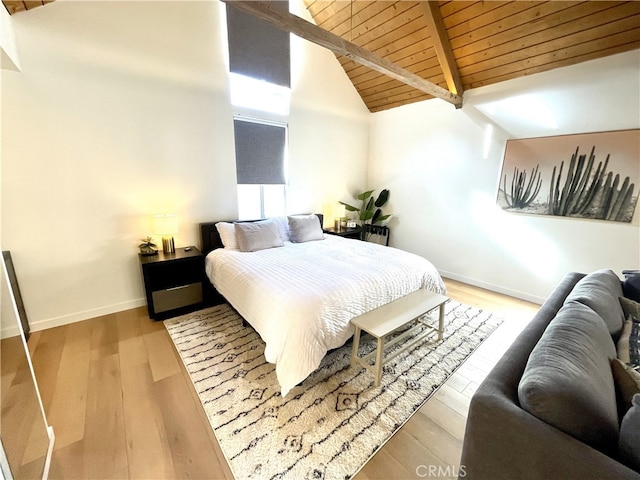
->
xmin=139 ymin=247 xmax=219 ymax=320
xmin=323 ymin=227 xmax=362 ymax=240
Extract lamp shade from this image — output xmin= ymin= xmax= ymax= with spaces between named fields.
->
xmin=332 ymin=204 xmax=346 ymax=219
xmin=154 ymin=214 xmax=178 ymax=235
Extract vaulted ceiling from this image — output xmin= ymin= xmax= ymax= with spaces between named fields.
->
xmin=4 ymin=1 xmax=640 ymax=113
xmin=303 ymin=1 xmax=640 ymax=112
xmin=2 ymin=1 xmax=51 ymax=14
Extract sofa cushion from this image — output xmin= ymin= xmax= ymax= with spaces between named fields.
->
xmin=620 ymin=296 xmax=640 ymax=320
xmin=617 ymin=315 xmax=640 ymax=368
xmin=619 ymin=394 xmax=640 ymax=471
xmin=565 ymin=269 xmax=625 ymax=341
xmin=611 ymin=358 xmax=640 ymax=419
xmin=518 ymin=300 xmax=618 ymax=452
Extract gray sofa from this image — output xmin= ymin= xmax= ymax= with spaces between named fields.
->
xmin=460 ymin=270 xmax=640 ymax=480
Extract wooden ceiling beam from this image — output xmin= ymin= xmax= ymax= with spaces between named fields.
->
xmin=420 ymin=1 xmax=464 ymax=99
xmin=223 ymin=1 xmax=462 ymax=108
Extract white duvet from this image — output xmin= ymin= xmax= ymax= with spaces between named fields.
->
xmin=205 ymin=234 xmax=446 ymax=396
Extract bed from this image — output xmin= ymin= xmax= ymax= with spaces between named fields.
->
xmin=200 ymin=214 xmax=446 ymax=397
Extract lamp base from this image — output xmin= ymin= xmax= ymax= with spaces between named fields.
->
xmin=162 ymin=236 xmax=175 ymax=253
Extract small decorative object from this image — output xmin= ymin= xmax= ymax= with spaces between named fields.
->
xmin=138 ymin=237 xmax=158 ymax=256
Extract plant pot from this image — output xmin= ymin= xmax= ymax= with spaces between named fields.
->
xmin=139 ymin=246 xmax=158 ymax=256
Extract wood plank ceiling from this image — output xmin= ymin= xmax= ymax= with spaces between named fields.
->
xmin=4 ymin=1 xmax=640 ymax=113
xmin=2 ymin=0 xmax=51 ymax=15
xmin=304 ymin=1 xmax=640 ymax=112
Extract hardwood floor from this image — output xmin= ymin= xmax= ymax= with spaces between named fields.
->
xmin=27 ymin=278 xmax=540 ymax=479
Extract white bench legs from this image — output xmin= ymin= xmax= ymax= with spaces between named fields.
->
xmin=350 ymin=290 xmax=449 ymax=386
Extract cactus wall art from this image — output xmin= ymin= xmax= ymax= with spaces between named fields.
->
xmin=496 ymin=129 xmax=639 ymax=224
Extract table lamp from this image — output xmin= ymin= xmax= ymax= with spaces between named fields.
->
xmin=332 ymin=204 xmax=346 ymax=231
xmin=154 ymin=214 xmax=178 ymax=253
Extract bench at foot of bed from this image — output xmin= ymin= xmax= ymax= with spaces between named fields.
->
xmin=350 ymin=289 xmax=449 ymax=386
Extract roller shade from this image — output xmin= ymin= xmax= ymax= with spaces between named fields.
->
xmin=226 ymin=1 xmax=291 ymax=88
xmin=234 ymin=119 xmax=286 ymax=185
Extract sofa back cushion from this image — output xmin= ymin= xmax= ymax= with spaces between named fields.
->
xmin=518 ymin=300 xmax=619 ymax=452
xmin=565 ymin=268 xmax=625 ymax=341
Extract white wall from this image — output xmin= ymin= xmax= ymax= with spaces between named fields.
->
xmin=288 ymin=0 xmax=369 ymax=217
xmin=1 ymin=1 xmax=368 ymax=329
xmin=369 ymin=51 xmax=640 ymax=303
xmin=3 ymin=0 xmax=637 ymax=324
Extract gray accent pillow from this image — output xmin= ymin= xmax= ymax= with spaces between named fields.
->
xmin=611 ymin=358 xmax=640 ymax=418
xmin=619 ymin=394 xmax=640 ymax=471
xmin=234 ymin=220 xmax=284 ymax=252
xmin=518 ymin=300 xmax=619 ymax=452
xmin=565 ymin=269 xmax=625 ymax=341
xmin=620 ymin=296 xmax=640 ymax=320
xmin=617 ymin=315 xmax=640 ymax=368
xmin=288 ymin=215 xmax=324 ymax=243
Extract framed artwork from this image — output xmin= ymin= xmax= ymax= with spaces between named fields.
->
xmin=497 ymin=129 xmax=639 ymax=224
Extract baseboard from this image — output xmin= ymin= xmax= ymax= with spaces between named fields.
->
xmin=16 ymin=276 xmax=542 ymax=334
xmin=439 ymin=270 xmax=546 ymax=305
xmin=0 ymin=324 xmax=22 ymax=339
xmin=28 ymin=298 xmax=147 ymax=332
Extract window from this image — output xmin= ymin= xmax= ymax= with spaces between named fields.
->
xmin=226 ymin=2 xmax=290 ymax=88
xmin=226 ymin=1 xmax=291 ymax=219
xmin=229 ymin=72 xmax=291 ymax=116
xmin=233 ymin=118 xmax=288 ymax=219
xmin=237 ymin=184 xmax=287 ymax=220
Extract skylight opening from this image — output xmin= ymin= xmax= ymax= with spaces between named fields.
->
xmin=229 ymin=72 xmax=291 ymax=116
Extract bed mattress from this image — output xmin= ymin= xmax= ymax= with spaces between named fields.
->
xmin=205 ymin=234 xmax=445 ymax=396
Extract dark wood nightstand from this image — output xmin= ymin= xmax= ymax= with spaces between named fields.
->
xmin=139 ymin=247 xmax=220 ymax=320
xmin=323 ymin=227 xmax=363 ymax=240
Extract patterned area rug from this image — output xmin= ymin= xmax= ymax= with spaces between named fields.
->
xmin=164 ymin=300 xmax=502 ymax=480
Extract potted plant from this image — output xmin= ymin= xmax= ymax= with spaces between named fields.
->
xmin=138 ymin=236 xmax=158 ymax=256
xmin=340 ymin=189 xmax=391 ymax=240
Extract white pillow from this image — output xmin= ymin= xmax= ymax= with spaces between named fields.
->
xmin=270 ymin=215 xmax=291 ymax=242
xmin=235 ymin=220 xmax=284 ymax=252
xmin=288 ymin=214 xmax=324 ymax=243
xmin=215 ymin=222 xmax=238 ymax=250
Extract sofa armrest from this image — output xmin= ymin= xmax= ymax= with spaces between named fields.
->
xmin=460 ymin=272 xmax=640 ymax=479
xmin=462 ymin=387 xmax=640 ymax=479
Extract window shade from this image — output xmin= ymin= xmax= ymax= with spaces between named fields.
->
xmin=226 ymin=2 xmax=291 ymax=88
xmin=234 ymin=120 xmax=286 ymax=185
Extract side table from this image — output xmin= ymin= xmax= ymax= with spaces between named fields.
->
xmin=323 ymin=227 xmax=362 ymax=240
xmin=139 ymin=247 xmax=219 ymax=320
